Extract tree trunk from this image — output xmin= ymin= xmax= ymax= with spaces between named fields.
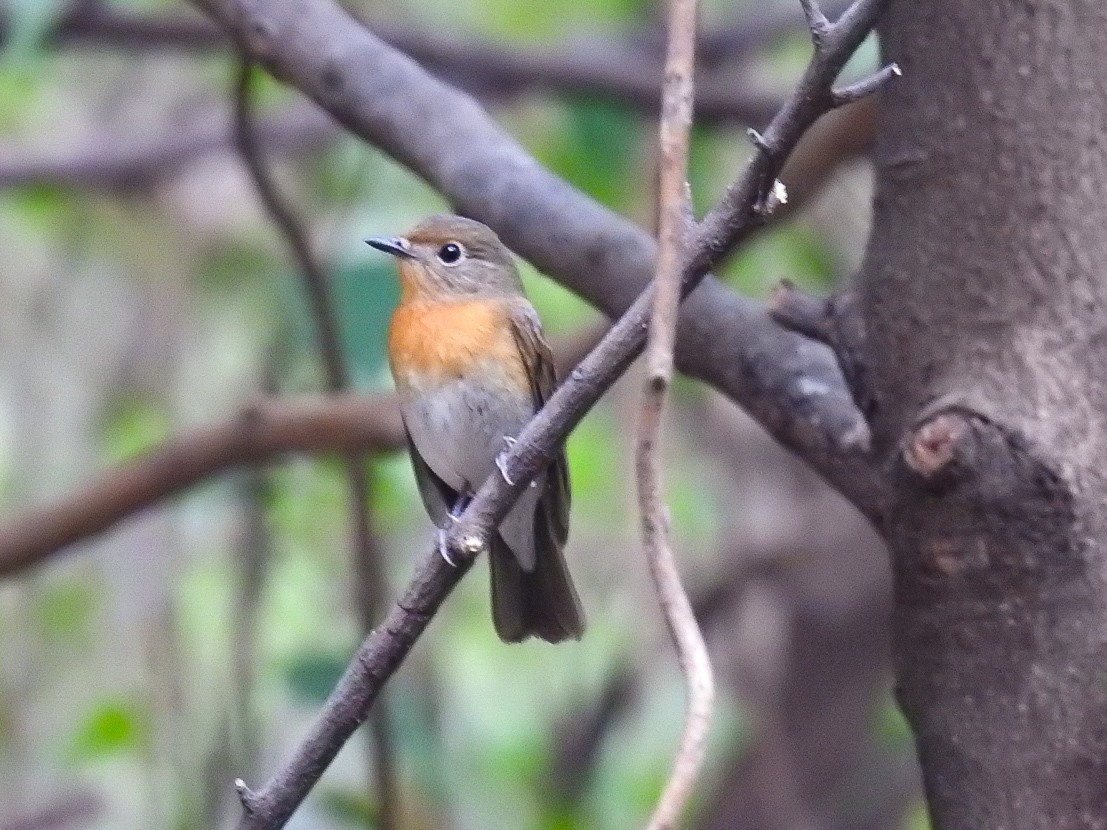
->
xmin=862 ymin=1 xmax=1107 ymax=827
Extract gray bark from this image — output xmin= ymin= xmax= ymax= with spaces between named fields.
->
xmin=861 ymin=1 xmax=1107 ymax=826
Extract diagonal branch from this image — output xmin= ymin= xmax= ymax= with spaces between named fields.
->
xmin=636 ymin=0 xmax=715 ymax=825
xmin=189 ymin=0 xmax=883 ymax=523
xmin=232 ymin=60 xmax=398 ymax=830
xmin=221 ymin=0 xmax=896 ymax=826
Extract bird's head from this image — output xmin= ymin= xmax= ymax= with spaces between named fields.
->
xmin=366 ymin=214 xmax=523 ymax=301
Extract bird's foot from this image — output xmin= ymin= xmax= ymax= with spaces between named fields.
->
xmin=439 ymin=494 xmax=472 ymax=566
xmin=449 ymin=493 xmax=472 ymax=519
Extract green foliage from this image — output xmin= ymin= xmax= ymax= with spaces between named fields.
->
xmin=331 ymin=261 xmax=399 ymax=387
xmin=533 ymin=98 xmax=642 ymax=210
xmin=33 ymin=579 xmax=96 ymax=646
xmin=520 ymin=263 xmax=598 ymax=335
xmin=100 ymin=395 xmax=173 ymax=464
xmin=0 ymin=0 xmax=68 ymax=62
xmin=903 ymin=800 xmax=933 ymax=830
xmin=272 ymin=259 xmax=397 ymax=390
xmin=197 ymin=240 xmax=281 ymax=293
xmin=874 ymin=693 xmax=916 ymax=749
xmin=564 ymin=407 xmax=619 ymax=516
xmin=318 ymin=789 xmax=377 ymax=827
xmin=424 ymin=0 xmax=650 ymax=41
xmin=722 ymin=223 xmax=836 ymax=295
xmin=0 ymin=0 xmax=892 ymax=825
xmin=67 ymin=697 xmax=149 ymax=761
xmin=0 ymin=61 xmax=42 ymax=130
xmin=283 ymin=650 xmax=347 ymax=704
xmin=3 ymin=184 xmax=81 ymax=235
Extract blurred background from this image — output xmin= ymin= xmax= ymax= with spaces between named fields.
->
xmin=0 ymin=0 xmax=920 ymax=828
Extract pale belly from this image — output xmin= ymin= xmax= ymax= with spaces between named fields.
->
xmin=399 ymin=369 xmax=535 ymax=494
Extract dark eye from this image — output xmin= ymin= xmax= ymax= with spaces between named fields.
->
xmin=436 ymin=243 xmax=463 ymax=265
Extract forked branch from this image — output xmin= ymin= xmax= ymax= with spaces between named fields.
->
xmin=220 ymin=0 xmax=896 ymax=827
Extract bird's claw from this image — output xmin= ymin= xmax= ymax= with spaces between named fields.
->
xmin=497 ymin=436 xmax=517 ymax=485
xmin=496 ymin=452 xmax=515 ymax=486
xmin=437 ymin=527 xmax=457 ymax=567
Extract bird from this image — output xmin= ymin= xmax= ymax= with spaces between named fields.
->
xmin=366 ymin=214 xmax=584 ymax=644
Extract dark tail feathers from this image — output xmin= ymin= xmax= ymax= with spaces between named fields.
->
xmin=489 ymin=533 xmax=584 ymax=644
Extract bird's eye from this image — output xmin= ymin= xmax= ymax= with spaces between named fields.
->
xmin=436 ymin=242 xmax=464 ymax=265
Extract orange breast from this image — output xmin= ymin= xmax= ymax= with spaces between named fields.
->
xmin=388 ymin=299 xmax=526 ymax=388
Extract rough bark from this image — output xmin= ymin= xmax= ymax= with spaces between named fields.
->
xmin=861 ymin=1 xmax=1107 ymax=827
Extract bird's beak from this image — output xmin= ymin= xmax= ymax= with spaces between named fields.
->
xmin=365 ymin=236 xmax=415 ymax=259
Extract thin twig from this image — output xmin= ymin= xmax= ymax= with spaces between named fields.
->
xmin=636 ymin=0 xmax=715 ymax=825
xmin=233 ymin=60 xmax=397 ymax=830
xmin=225 ymin=0 xmax=896 ymax=826
xmin=0 ymin=104 xmax=335 ymax=190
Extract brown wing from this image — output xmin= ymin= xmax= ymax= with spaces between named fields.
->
xmin=494 ymin=300 xmax=582 ymax=642
xmin=506 ymin=301 xmax=570 ymax=541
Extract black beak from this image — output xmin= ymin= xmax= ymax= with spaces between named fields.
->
xmin=365 ymin=236 xmax=415 ymax=259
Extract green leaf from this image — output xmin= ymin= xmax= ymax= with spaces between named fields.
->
xmin=535 ymin=98 xmax=640 ymax=209
xmin=874 ymin=694 xmax=915 ymax=748
xmin=68 ymin=698 xmax=149 ymax=761
xmin=34 ymin=579 xmax=96 ymax=644
xmin=100 ymin=395 xmax=172 ymax=464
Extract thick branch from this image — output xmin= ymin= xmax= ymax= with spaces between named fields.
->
xmin=189 ymin=0 xmax=883 ymax=523
xmin=0 ymin=395 xmax=404 ymax=578
xmin=223 ymin=1 xmax=894 ymax=826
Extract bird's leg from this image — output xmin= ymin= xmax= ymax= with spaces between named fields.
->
xmin=496 ymin=436 xmax=517 ymax=485
xmin=449 ymin=493 xmax=472 ymax=519
xmin=437 ymin=493 xmax=473 ymax=567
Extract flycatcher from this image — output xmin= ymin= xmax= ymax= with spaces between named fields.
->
xmin=366 ymin=215 xmax=584 ymax=643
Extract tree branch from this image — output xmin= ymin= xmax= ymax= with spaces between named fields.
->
xmin=27 ymin=5 xmax=781 ymax=125
xmin=0 ymin=103 xmax=336 ymax=189
xmin=233 ymin=60 xmax=398 ymax=830
xmin=219 ymin=0 xmax=895 ymax=826
xmin=0 ymin=395 xmax=404 ymax=578
xmin=188 ymin=0 xmax=884 ymax=522
xmin=0 ymin=324 xmax=598 ymax=580
xmin=636 ymin=0 xmax=715 ymax=824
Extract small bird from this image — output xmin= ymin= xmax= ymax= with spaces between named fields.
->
xmin=366 ymin=215 xmax=584 ymax=643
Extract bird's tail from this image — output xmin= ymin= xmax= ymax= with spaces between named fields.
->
xmin=489 ymin=531 xmax=584 ymax=644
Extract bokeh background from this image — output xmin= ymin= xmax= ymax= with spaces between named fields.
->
xmin=0 ymin=0 xmax=920 ymax=828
